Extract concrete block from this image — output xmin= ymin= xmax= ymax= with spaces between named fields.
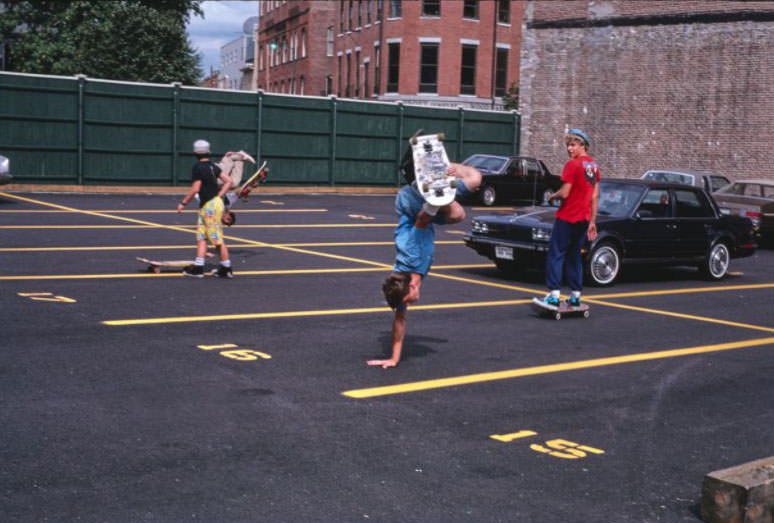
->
xmin=701 ymin=456 xmax=774 ymax=523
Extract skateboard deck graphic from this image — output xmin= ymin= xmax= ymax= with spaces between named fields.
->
xmin=531 ymin=297 xmax=590 ymax=320
xmin=238 ymin=161 xmax=268 ymax=201
xmin=136 ymin=257 xmax=216 ymax=275
xmin=410 ymin=133 xmax=455 ymax=207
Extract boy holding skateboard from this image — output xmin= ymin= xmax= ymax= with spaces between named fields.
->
xmin=367 ymin=154 xmax=481 ymax=369
xmin=540 ymin=128 xmax=600 ymax=307
xmin=177 ymin=139 xmax=235 ymax=278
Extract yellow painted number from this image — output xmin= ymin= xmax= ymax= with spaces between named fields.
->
xmin=530 ymin=439 xmax=605 ymax=460
xmin=490 ymin=430 xmax=538 ymax=442
xmin=18 ymin=292 xmax=76 ymax=303
xmin=196 ymin=344 xmax=271 ymax=362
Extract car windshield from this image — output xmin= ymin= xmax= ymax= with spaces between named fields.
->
xmin=642 ymin=171 xmax=694 ymax=185
xmin=597 ymin=182 xmax=645 ymax=217
xmin=463 ymin=155 xmax=508 ymax=172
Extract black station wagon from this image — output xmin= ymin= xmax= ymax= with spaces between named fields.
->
xmin=464 ymin=179 xmax=756 ymax=285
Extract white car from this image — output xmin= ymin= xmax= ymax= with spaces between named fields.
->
xmin=640 ymin=169 xmax=730 ymax=193
xmin=0 ymin=155 xmax=11 ymax=185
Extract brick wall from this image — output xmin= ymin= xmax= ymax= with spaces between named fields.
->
xmin=520 ymin=1 xmax=774 ymax=181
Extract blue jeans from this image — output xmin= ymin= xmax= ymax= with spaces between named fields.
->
xmin=545 ymin=218 xmax=588 ymax=291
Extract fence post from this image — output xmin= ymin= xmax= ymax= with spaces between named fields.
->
xmin=512 ymin=110 xmax=520 ymax=155
xmin=395 ymin=101 xmax=404 ymax=186
xmin=171 ymin=82 xmax=181 ymax=186
xmin=457 ymin=106 xmax=465 ymax=163
xmin=256 ymin=89 xmax=264 ymax=162
xmin=76 ymin=74 xmax=86 ymax=185
xmin=329 ymin=95 xmax=337 ymax=187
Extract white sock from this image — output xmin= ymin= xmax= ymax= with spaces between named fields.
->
xmin=550 ymin=290 xmax=560 ymax=298
xmin=220 ymin=259 xmax=231 ymax=268
xmin=571 ymin=291 xmax=581 ymax=298
xmin=195 ymin=257 xmax=204 ymax=266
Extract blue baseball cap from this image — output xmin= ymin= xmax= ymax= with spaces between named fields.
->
xmin=565 ymin=128 xmax=590 ymax=146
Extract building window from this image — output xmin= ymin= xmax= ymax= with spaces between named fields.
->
xmin=290 ymin=33 xmax=296 ymax=60
xmin=374 ymin=44 xmax=381 ymax=95
xmin=389 ymin=0 xmax=401 ymax=18
xmin=463 ymin=0 xmax=478 ymax=19
xmin=364 ymin=61 xmax=370 ymax=98
xmin=291 ymin=76 xmax=296 ymax=94
xmin=495 ymin=47 xmax=508 ymax=97
xmin=326 ymin=75 xmax=333 ymax=96
xmin=377 ymin=0 xmax=383 ymax=21
xmin=301 ymin=30 xmax=306 ymax=57
xmin=338 ymin=55 xmax=342 ymax=96
xmin=348 ymin=0 xmax=353 ymax=31
xmin=282 ymin=37 xmax=287 ymax=63
xmin=366 ymin=0 xmax=372 ymax=24
xmin=300 ymin=76 xmax=305 ymax=95
xmin=460 ymin=44 xmax=477 ymax=95
xmin=422 ymin=0 xmax=440 ymax=17
xmin=346 ymin=53 xmax=352 ymax=97
xmin=387 ymin=42 xmax=400 ymax=92
xmin=340 ymin=1 xmax=345 ymax=32
xmin=357 ymin=0 xmax=362 ymax=27
xmin=498 ymin=0 xmax=510 ymax=24
xmin=355 ymin=50 xmax=361 ymax=97
xmin=419 ymin=43 xmax=439 ymax=93
xmin=327 ymin=27 xmax=334 ymax=56
xmin=259 ymin=46 xmax=264 ymax=70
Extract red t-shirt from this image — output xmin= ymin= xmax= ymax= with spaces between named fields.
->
xmin=556 ymin=154 xmax=600 ymax=223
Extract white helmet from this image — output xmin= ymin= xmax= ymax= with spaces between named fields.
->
xmin=193 ymin=139 xmax=211 ymax=154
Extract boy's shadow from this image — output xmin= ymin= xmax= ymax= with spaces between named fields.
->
xmin=372 ymin=331 xmax=444 ymax=362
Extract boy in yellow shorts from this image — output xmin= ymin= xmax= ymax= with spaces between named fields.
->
xmin=176 ymin=139 xmax=234 ymax=278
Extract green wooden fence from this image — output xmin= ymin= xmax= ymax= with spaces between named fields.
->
xmin=0 ymin=71 xmax=520 ymax=186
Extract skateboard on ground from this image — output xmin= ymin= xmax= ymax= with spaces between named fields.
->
xmin=237 ymin=160 xmax=268 ymax=201
xmin=531 ymin=297 xmax=590 ymax=320
xmin=410 ymin=132 xmax=456 ymax=207
xmin=136 ymin=257 xmax=216 ymax=275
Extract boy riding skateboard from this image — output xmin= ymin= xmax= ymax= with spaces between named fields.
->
xmin=177 ymin=139 xmax=235 ymax=278
xmin=367 ymin=139 xmax=482 ymax=369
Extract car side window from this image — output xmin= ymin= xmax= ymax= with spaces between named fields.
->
xmin=674 ymin=189 xmax=714 ymax=218
xmin=506 ymin=160 xmax=522 ymax=177
xmin=524 ymin=159 xmax=541 ymax=179
xmin=710 ymin=176 xmax=729 ymax=192
xmin=743 ymin=184 xmax=761 ymax=197
xmin=637 ymin=189 xmax=671 ymax=218
xmin=763 ymin=185 xmax=774 ymax=199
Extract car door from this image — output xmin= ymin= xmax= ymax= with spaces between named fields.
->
xmin=672 ymin=188 xmax=717 ymax=257
xmin=496 ymin=158 xmax=523 ymax=202
xmin=519 ymin=158 xmax=545 ymax=204
xmin=627 ymin=188 xmax=680 ymax=258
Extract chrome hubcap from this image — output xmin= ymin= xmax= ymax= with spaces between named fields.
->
xmin=709 ymin=244 xmax=729 ymax=277
xmin=483 ymin=188 xmax=495 ymax=205
xmin=591 ymin=246 xmax=619 ymax=284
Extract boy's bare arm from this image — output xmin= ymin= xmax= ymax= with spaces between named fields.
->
xmin=449 ymin=162 xmax=482 ymax=191
xmin=177 ymin=180 xmax=202 ymax=212
xmin=367 ymin=309 xmax=406 ymax=369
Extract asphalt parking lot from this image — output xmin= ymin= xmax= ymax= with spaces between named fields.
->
xmin=1 ymin=189 xmax=773 ymax=522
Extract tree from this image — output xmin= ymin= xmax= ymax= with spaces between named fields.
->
xmin=0 ymin=1 xmax=203 ymax=84
xmin=502 ymin=81 xmax=519 ymax=112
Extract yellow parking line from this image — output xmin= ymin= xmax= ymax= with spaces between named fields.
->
xmin=588 ymin=283 xmax=774 ymax=299
xmin=341 ymin=337 xmax=774 ymax=398
xmin=584 ymin=298 xmax=774 ymax=333
xmin=0 ymin=208 xmax=329 ymax=213
xmin=102 ymin=299 xmax=532 ymax=326
xmin=0 ymin=264 xmax=492 ymax=281
xmin=0 ymin=240 xmax=463 ymax=253
xmin=0 ymin=223 xmax=396 ymax=229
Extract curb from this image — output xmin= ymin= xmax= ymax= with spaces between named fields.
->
xmin=2 ymin=184 xmax=401 ymax=195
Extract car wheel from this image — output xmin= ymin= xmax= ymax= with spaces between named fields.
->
xmin=481 ymin=185 xmax=496 ymax=206
xmin=587 ymin=242 xmax=620 ymax=286
xmin=700 ymin=241 xmax=730 ymax=280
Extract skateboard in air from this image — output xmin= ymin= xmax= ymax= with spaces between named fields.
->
xmin=531 ymin=297 xmax=590 ymax=320
xmin=237 ymin=160 xmax=269 ymax=201
xmin=410 ymin=131 xmax=456 ymax=207
xmin=136 ymin=257 xmax=216 ymax=275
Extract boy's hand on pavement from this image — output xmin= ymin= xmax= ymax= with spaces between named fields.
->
xmin=367 ymin=359 xmax=398 ymax=369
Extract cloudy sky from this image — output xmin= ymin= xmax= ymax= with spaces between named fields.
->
xmin=187 ymin=1 xmax=259 ymax=77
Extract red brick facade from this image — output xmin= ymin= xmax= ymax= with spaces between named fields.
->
xmin=520 ymin=0 xmax=774 ymax=181
xmin=256 ymin=1 xmax=337 ymax=97
xmin=333 ymin=0 xmax=525 ymax=109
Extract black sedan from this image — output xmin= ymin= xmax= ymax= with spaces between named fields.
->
xmin=461 ymin=154 xmax=561 ymax=206
xmin=464 ymin=179 xmax=756 ymax=285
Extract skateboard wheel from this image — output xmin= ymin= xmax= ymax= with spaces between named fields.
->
xmin=437 ymin=132 xmax=445 ymax=141
xmin=555 ymin=312 xmax=562 ymax=320
xmin=421 ymin=183 xmax=429 ymax=192
xmin=410 ymin=137 xmax=418 ymax=145
xmin=583 ymin=310 xmax=590 ymax=318
xmin=449 ymin=179 xmax=457 ymax=189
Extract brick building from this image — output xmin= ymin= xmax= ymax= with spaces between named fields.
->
xmin=333 ymin=0 xmax=525 ymax=109
xmin=255 ymin=1 xmax=337 ymax=96
xmin=519 ymin=1 xmax=774 ymax=180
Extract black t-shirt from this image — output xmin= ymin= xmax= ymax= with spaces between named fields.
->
xmin=191 ymin=160 xmax=222 ymax=207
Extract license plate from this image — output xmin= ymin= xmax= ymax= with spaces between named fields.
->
xmin=495 ymin=246 xmax=514 ymax=260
